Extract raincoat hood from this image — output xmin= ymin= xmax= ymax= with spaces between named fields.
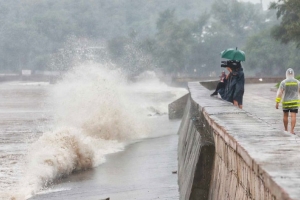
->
xmin=286 ymin=68 xmax=295 ymax=79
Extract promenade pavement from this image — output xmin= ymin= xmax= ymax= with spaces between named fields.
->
xmin=220 ymin=83 xmax=300 ymax=199
xmin=190 ymin=82 xmax=300 ymax=199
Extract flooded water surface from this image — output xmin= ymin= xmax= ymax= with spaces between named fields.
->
xmin=0 ymin=65 xmax=187 ymax=200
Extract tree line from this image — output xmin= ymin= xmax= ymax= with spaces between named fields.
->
xmin=0 ymin=0 xmax=212 ymax=72
xmin=0 ymin=0 xmax=299 ymax=77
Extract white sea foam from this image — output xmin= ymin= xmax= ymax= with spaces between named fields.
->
xmin=51 ymin=64 xmax=148 ymax=141
xmin=5 ymin=64 xmax=148 ymax=199
xmin=3 ymin=64 xmax=187 ymax=200
xmin=129 ymin=71 xmax=187 ymax=115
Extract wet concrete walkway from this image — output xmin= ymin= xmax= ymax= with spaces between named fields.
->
xmin=200 ymin=83 xmax=300 ymax=199
xmin=243 ymin=83 xmax=300 ymax=134
xmin=243 ymin=84 xmax=294 ymax=133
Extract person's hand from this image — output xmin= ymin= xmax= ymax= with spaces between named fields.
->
xmin=276 ymin=103 xmax=279 ymax=109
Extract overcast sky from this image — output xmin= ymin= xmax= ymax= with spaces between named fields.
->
xmin=240 ymin=0 xmax=273 ymax=10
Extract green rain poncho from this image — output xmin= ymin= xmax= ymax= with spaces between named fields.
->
xmin=276 ymin=68 xmax=300 ymax=110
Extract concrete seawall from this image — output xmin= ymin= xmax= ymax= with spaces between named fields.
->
xmin=177 ymin=82 xmax=300 ymax=200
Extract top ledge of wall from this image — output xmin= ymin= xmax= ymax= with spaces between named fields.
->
xmin=188 ymin=82 xmax=300 ymax=200
xmin=199 ymin=77 xmax=285 ymax=91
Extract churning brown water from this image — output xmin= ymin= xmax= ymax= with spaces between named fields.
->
xmin=0 ymin=64 xmax=187 ymax=200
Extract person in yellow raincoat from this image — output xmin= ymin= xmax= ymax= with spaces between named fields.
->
xmin=276 ymin=68 xmax=300 ymax=134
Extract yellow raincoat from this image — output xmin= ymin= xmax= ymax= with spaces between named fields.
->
xmin=276 ymin=68 xmax=300 ymax=110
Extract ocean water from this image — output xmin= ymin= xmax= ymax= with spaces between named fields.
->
xmin=0 ymin=64 xmax=187 ymax=200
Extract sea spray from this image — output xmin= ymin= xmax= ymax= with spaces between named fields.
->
xmin=129 ymin=71 xmax=187 ymax=115
xmin=4 ymin=64 xmax=187 ymax=200
xmin=16 ymin=127 xmax=124 ymax=199
xmin=51 ymin=64 xmax=148 ymax=141
xmin=8 ymin=64 xmax=149 ymax=199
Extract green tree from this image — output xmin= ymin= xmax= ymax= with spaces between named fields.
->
xmin=211 ymin=0 xmax=267 ymax=47
xmin=183 ymin=0 xmax=272 ymax=76
xmin=154 ymin=10 xmax=208 ymax=74
xmin=270 ymin=0 xmax=300 ymax=46
xmin=0 ymin=0 xmax=283 ymax=75
xmin=244 ymin=29 xmax=300 ymax=76
xmin=0 ymin=0 xmax=215 ymax=72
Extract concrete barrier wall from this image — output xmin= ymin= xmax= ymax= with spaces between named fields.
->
xmin=178 ymin=82 xmax=295 ymax=200
xmin=169 ymin=94 xmax=189 ymax=119
xmin=178 ymin=96 xmax=215 ymax=200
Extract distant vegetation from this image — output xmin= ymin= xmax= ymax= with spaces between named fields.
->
xmin=0 ymin=0 xmax=300 ymax=77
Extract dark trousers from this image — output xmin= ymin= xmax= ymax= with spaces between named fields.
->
xmin=211 ymin=82 xmax=225 ymax=95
